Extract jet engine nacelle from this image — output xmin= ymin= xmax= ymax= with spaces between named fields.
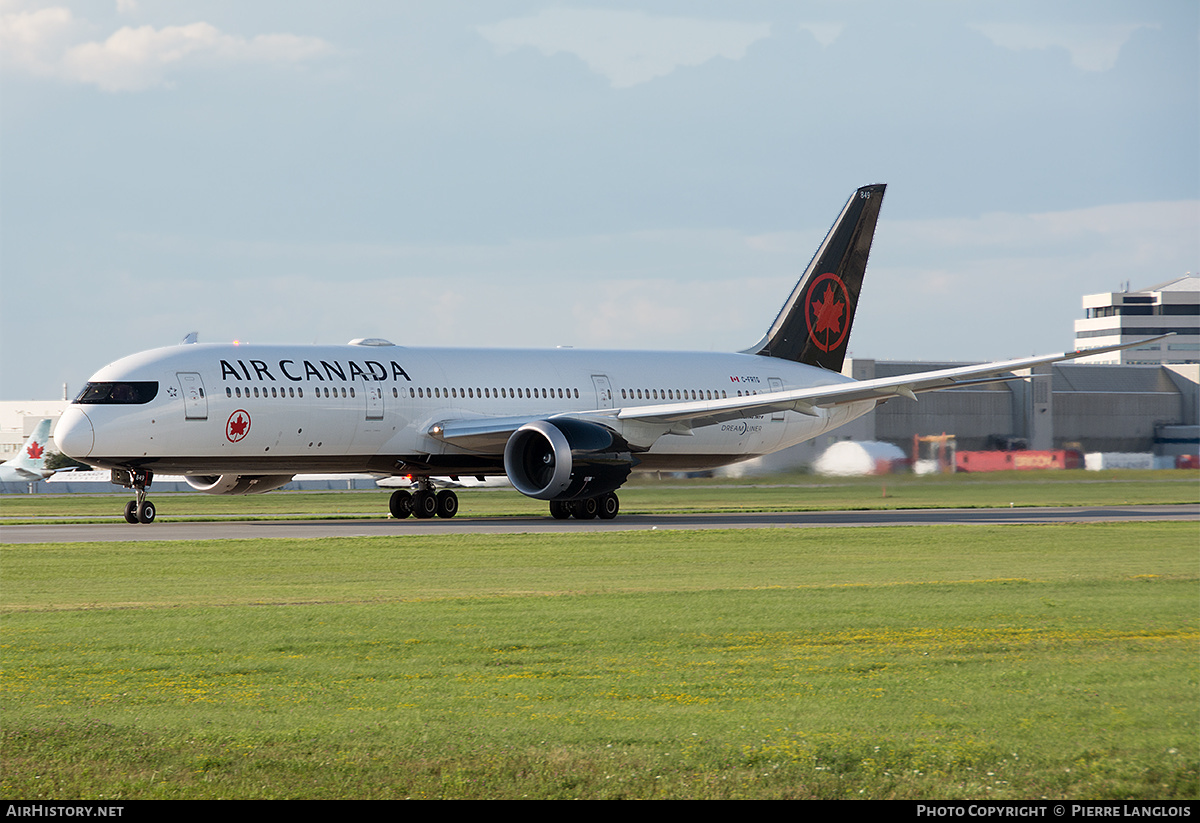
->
xmin=184 ymin=474 xmax=295 ymax=495
xmin=503 ymin=419 xmax=636 ymax=501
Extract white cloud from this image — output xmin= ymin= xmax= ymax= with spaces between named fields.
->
xmin=797 ymin=22 xmax=842 ymax=48
xmin=478 ymin=8 xmax=771 ymax=88
xmin=969 ymin=21 xmax=1158 ymax=72
xmin=0 ymin=5 xmax=80 ymax=78
xmin=0 ymin=6 xmax=332 ymax=91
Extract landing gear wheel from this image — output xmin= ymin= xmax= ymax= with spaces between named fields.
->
xmin=548 ymin=500 xmax=572 ymax=520
xmin=435 ymin=490 xmax=459 ymax=518
xmin=598 ymin=492 xmax=620 ymax=520
xmin=136 ymin=500 xmax=156 ymax=524
xmin=413 ymin=490 xmax=438 ymax=519
xmin=574 ymin=496 xmax=599 ymax=520
xmin=116 ymin=469 xmax=155 ymax=524
xmin=389 ymin=489 xmax=413 ymax=519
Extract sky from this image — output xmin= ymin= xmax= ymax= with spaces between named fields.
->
xmin=1 ymin=0 xmax=1197 ymax=400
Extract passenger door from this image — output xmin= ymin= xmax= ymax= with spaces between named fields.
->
xmin=177 ymin=372 xmax=208 ymax=420
xmin=362 ymin=378 xmax=384 ymax=421
xmin=591 ymin=375 xmax=614 ymax=409
xmin=768 ymin=377 xmax=784 ymax=421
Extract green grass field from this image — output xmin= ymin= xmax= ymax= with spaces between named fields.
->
xmin=2 ymin=514 xmax=1197 ymax=798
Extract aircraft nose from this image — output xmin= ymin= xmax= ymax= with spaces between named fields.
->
xmin=54 ymin=408 xmax=94 ymax=459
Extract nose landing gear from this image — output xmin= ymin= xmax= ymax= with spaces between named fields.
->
xmin=115 ymin=469 xmax=156 ymax=524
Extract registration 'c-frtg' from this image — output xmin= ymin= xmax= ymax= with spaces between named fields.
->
xmin=54 ymin=184 xmax=1161 ymax=524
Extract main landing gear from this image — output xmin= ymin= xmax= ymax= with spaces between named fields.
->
xmin=548 ymin=492 xmax=619 ymax=521
xmin=389 ymin=479 xmax=458 ymax=519
xmin=115 ymin=469 xmax=156 ymax=524
xmin=388 ymin=484 xmax=620 ymax=521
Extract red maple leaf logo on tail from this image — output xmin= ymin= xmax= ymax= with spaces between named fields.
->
xmin=26 ymin=441 xmax=44 ymax=460
xmin=810 ymin=283 xmax=844 ymax=337
xmin=804 ymin=273 xmax=851 ymax=353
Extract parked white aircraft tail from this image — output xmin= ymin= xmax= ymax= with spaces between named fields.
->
xmin=0 ymin=419 xmax=53 ymax=483
xmin=54 ymin=184 xmax=1164 ymax=524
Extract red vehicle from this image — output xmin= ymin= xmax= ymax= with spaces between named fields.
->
xmin=955 ymin=449 xmax=1083 ymax=472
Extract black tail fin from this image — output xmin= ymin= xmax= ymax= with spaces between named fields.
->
xmin=747 ymin=183 xmax=886 ymax=371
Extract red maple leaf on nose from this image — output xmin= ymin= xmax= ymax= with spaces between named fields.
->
xmin=26 ymin=441 xmax=43 ymax=459
xmin=810 ymin=283 xmax=845 ymax=336
xmin=229 ymin=415 xmax=248 ymax=437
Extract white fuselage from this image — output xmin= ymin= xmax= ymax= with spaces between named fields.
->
xmin=54 ymin=342 xmax=872 ymax=477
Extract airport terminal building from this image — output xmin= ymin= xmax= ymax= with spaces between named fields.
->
xmin=1073 ymin=275 xmax=1199 ymax=365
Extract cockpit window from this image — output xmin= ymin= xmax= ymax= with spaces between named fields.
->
xmin=74 ymin=381 xmax=159 ymax=405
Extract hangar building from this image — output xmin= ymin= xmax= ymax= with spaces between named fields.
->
xmin=732 ymin=358 xmax=1199 ymax=474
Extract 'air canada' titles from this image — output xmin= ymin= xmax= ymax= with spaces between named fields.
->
xmin=220 ymin=359 xmax=412 ymax=384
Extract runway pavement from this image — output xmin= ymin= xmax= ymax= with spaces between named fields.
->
xmin=2 ymin=505 xmax=1196 ymax=543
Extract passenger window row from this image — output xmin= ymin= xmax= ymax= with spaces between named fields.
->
xmin=402 ymin=387 xmax=581 ymax=400
xmin=221 ymin=384 xmax=738 ymax=404
xmin=225 ymin=386 xmax=355 ymax=399
xmin=621 ymin=388 xmax=728 ymax=401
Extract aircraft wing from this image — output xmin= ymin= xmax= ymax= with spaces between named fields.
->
xmin=430 ymin=336 xmax=1169 ymax=453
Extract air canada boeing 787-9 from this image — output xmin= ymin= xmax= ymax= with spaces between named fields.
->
xmin=54 ymin=184 xmax=1160 ymax=523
